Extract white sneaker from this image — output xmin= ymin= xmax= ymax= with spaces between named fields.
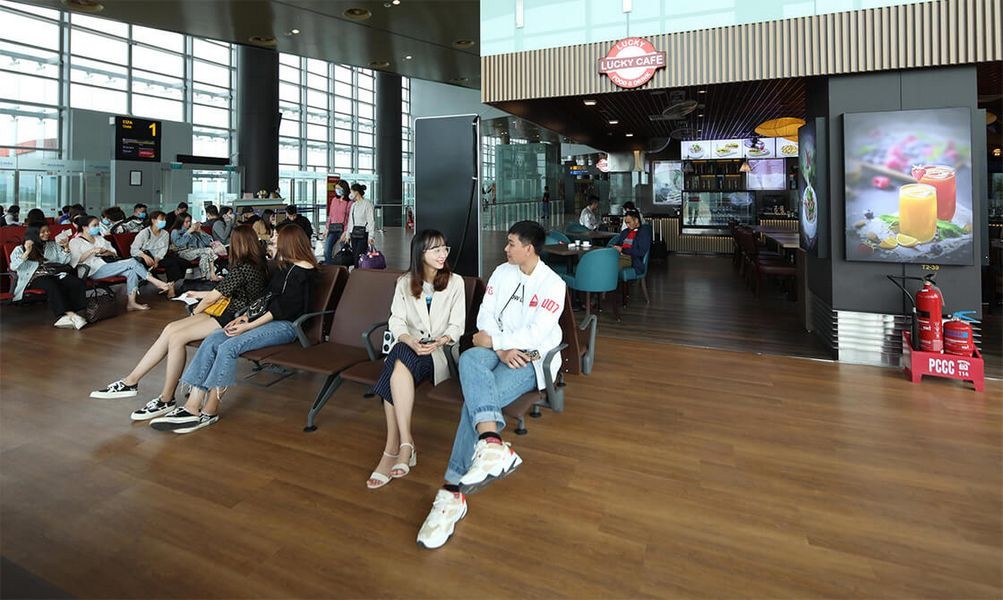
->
xmin=70 ymin=314 xmax=87 ymax=330
xmin=130 ymin=397 xmax=176 ymax=421
xmin=458 ymin=440 xmax=523 ymax=495
xmin=54 ymin=315 xmax=74 ymax=329
xmin=90 ymin=379 xmax=139 ymax=399
xmin=416 ymin=489 xmax=467 ymax=550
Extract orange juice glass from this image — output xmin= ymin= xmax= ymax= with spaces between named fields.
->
xmin=918 ymin=165 xmax=956 ymax=221
xmin=899 ymin=183 xmax=938 ymax=243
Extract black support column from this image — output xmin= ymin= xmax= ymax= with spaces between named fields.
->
xmin=236 ymin=44 xmax=279 ymax=196
xmin=375 ymin=71 xmax=403 ymax=226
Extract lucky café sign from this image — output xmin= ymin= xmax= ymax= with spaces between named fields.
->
xmin=598 ymin=37 xmax=666 ymax=89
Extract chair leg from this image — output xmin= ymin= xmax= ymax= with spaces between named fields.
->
xmin=640 ymin=278 xmax=650 ymax=304
xmin=304 ymin=374 xmax=341 ymax=432
xmin=584 ymin=291 xmax=591 ymax=317
xmin=514 ymin=416 xmax=527 ymax=435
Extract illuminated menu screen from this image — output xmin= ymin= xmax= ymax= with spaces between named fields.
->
xmin=114 ymin=116 xmax=162 ymax=162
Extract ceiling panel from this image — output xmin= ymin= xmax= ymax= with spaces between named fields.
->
xmin=19 ymin=0 xmax=480 ymax=87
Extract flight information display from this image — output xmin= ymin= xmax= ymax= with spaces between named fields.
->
xmin=115 ymin=116 xmax=161 ymax=162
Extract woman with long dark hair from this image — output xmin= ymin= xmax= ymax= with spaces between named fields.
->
xmin=170 ymin=213 xmax=220 ymax=282
xmin=9 ymin=223 xmax=87 ymax=328
xmin=324 ymin=179 xmax=353 ymax=263
xmin=131 ymin=210 xmax=186 ymax=298
xmin=253 ymin=208 xmax=276 ymax=241
xmin=90 ymin=226 xmax=269 ymax=417
xmin=366 ymin=229 xmax=465 ymax=489
xmin=150 ymin=224 xmax=318 ymax=434
xmin=69 ymin=214 xmax=169 ymax=311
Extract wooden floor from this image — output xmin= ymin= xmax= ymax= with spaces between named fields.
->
xmin=1 ymin=296 xmax=1001 ymax=598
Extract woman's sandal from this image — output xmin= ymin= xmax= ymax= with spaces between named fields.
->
xmin=366 ymin=451 xmax=399 ymax=489
xmin=391 ymin=442 xmax=417 ymax=478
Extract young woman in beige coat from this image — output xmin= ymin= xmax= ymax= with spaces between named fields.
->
xmin=367 ymin=229 xmax=466 ymax=489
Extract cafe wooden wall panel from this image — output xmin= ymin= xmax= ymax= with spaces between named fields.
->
xmin=482 ymin=0 xmax=1002 ymax=103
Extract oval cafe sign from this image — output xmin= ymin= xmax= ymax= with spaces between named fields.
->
xmin=598 ymin=37 xmax=666 ymax=89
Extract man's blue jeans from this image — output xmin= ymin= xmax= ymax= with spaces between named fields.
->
xmin=444 ymin=347 xmax=537 ymax=484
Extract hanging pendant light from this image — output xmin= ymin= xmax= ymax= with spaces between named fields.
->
xmin=739 ymin=159 xmax=751 ymax=173
xmin=755 ymin=117 xmax=805 ymax=141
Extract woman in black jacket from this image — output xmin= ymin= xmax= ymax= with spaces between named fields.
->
xmin=149 ymin=223 xmax=317 ymax=434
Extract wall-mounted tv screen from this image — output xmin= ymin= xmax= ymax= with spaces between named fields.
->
xmin=746 ymin=159 xmax=786 ymax=190
xmin=843 ymin=107 xmax=973 ymax=265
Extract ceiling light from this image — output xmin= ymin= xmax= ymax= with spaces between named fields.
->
xmin=453 ymin=39 xmax=476 ymax=49
xmin=697 ymin=113 xmax=704 ymax=118
xmin=625 ymin=133 xmax=634 ymax=137
xmin=344 ymin=8 xmax=372 ymax=20
xmin=583 ymin=99 xmax=597 ymax=106
xmin=369 ymin=60 xmax=391 ymax=69
xmin=608 ymin=120 xmax=618 ymax=125
xmin=290 ymin=28 xmax=300 ymax=35
xmin=739 ymin=159 xmax=751 ymax=173
xmin=404 ymin=55 xmax=413 ymax=60
xmin=393 ymin=0 xmax=401 ymax=4
xmin=248 ymin=35 xmax=277 ymax=47
xmin=61 ymin=0 xmax=103 ymax=13
xmin=697 ymin=89 xmax=706 ymax=94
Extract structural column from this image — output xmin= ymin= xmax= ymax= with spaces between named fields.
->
xmin=375 ymin=71 xmax=403 ymax=226
xmin=236 ymin=44 xmax=280 ymax=195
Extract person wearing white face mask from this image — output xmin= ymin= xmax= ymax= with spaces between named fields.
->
xmin=324 ymin=179 xmax=353 ymax=264
xmin=130 ymin=210 xmax=186 ymax=299
xmin=340 ymin=183 xmax=376 ymax=260
xmin=69 ymin=214 xmax=169 ymax=311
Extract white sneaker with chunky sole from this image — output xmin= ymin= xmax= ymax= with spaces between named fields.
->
xmin=416 ymin=489 xmax=467 ymax=549
xmin=458 ymin=440 xmax=523 ymax=495
xmin=130 ymin=397 xmax=176 ymax=421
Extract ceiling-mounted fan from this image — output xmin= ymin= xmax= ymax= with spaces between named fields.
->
xmin=649 ymin=100 xmax=698 ymax=122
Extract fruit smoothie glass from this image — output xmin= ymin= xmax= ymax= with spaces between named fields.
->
xmin=917 ymin=165 xmax=957 ymax=221
xmin=899 ymin=183 xmax=938 ymax=243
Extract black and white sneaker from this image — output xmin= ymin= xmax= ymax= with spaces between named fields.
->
xmin=149 ymin=407 xmax=200 ymax=431
xmin=130 ymin=397 xmax=176 ymax=421
xmin=90 ymin=379 xmax=138 ymax=399
xmin=173 ymin=413 xmax=219 ymax=434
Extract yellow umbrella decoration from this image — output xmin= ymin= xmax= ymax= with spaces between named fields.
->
xmin=755 ymin=117 xmax=806 ymax=142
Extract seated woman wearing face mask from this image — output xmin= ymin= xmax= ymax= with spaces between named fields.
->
xmin=9 ymin=222 xmax=88 ymax=329
xmin=131 ymin=211 xmax=188 ymax=298
xmin=170 ymin=213 xmax=221 ymax=282
xmin=69 ymin=215 xmax=170 ymax=311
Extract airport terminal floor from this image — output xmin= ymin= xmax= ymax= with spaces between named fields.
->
xmin=1 ymin=228 xmax=1001 ymax=598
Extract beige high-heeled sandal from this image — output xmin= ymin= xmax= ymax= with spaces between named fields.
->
xmin=391 ymin=442 xmax=417 ymax=478
xmin=366 ymin=451 xmax=399 ymax=489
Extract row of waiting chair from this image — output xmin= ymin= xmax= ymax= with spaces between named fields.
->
xmin=187 ymin=266 xmax=598 ymax=434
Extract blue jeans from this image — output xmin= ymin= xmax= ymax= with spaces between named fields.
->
xmin=444 ymin=347 xmax=537 ymax=484
xmin=323 ymin=224 xmax=344 ymax=264
xmin=91 ymin=259 xmax=150 ymax=295
xmin=181 ymin=321 xmax=297 ymax=391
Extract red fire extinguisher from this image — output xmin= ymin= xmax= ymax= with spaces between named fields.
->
xmin=888 ymin=274 xmax=943 ymax=352
xmin=944 ymin=311 xmax=976 ymax=357
xmin=915 ymin=276 xmax=944 ymax=353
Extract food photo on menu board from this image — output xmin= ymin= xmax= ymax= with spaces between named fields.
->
xmin=652 ymin=161 xmax=683 ymax=206
xmin=682 ymin=141 xmax=705 ymax=159
xmin=712 ymin=139 xmax=743 ymax=158
xmin=743 ymin=137 xmax=775 ymax=158
xmin=777 ymin=139 xmax=799 ymax=157
xmin=798 ymin=117 xmax=827 ymax=257
xmin=843 ymin=107 xmax=973 ymax=265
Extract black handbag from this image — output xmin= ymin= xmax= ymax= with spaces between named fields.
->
xmin=239 ymin=266 xmax=294 ymax=321
xmin=82 ymin=287 xmax=123 ymax=323
xmin=331 ymin=243 xmax=356 ymax=266
xmin=29 ymin=262 xmax=73 ymax=283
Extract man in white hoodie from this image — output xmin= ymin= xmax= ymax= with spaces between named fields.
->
xmin=417 ymin=220 xmax=566 ymax=549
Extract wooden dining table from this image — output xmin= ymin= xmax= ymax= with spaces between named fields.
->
xmin=542 ymin=243 xmax=601 ymax=258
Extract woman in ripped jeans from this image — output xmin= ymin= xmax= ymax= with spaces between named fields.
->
xmin=149 ymin=223 xmax=317 ymax=434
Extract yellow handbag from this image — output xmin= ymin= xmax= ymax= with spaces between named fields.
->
xmin=203 ymin=297 xmax=230 ymax=317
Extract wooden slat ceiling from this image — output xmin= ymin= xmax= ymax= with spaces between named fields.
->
xmin=494 ymin=62 xmax=1003 ymax=153
xmin=493 ymin=77 xmax=807 ymax=152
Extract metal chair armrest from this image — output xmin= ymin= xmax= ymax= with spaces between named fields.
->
xmin=444 ymin=343 xmax=459 ymax=379
xmin=293 ymin=309 xmax=336 ymax=347
xmin=541 ymin=342 xmax=569 ymax=412
xmin=362 ymin=320 xmax=390 ymax=361
xmin=578 ymin=314 xmax=598 ymax=375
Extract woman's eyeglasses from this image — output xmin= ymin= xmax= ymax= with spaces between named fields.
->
xmin=426 ymin=245 xmax=451 ymax=255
